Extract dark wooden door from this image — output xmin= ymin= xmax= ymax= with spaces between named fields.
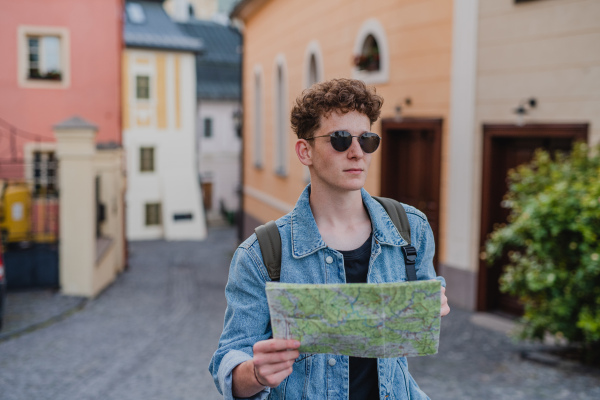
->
xmin=380 ymin=118 xmax=442 ymax=268
xmin=479 ymin=124 xmax=588 ymax=314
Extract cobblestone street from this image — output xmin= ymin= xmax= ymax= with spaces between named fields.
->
xmin=0 ymin=226 xmax=599 ymax=399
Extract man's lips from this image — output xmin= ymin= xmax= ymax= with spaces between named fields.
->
xmin=344 ymin=168 xmax=363 ymax=173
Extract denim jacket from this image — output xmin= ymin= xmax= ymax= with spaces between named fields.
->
xmin=209 ymin=186 xmax=445 ymax=400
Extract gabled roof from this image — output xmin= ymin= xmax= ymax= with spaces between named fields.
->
xmin=124 ymin=1 xmax=203 ymax=52
xmin=178 ymin=20 xmax=241 ymax=100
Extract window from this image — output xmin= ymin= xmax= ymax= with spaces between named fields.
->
xmin=355 ymin=35 xmax=380 ymax=71
xmin=308 ymin=55 xmax=318 ymax=85
xmin=32 ymin=151 xmax=58 ymax=197
xmin=27 ymin=36 xmax=62 ymax=80
xmin=145 ymin=203 xmax=162 ymax=226
xmin=274 ymin=55 xmax=288 ymax=177
xmin=253 ymin=66 xmax=264 ymax=168
xmin=126 ymin=3 xmax=146 ymax=24
xmin=352 ymin=19 xmax=389 ymax=84
xmin=136 ymin=75 xmax=150 ymax=99
xmin=203 ymin=117 xmax=213 ymax=138
xmin=140 ymin=147 xmax=154 ymax=172
xmin=303 ymin=40 xmax=324 ymax=89
xmin=18 ymin=26 xmax=70 ymax=88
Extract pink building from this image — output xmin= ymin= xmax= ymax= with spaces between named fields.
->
xmin=0 ymin=0 xmax=123 ymax=181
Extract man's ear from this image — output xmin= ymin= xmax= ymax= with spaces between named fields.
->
xmin=295 ymin=139 xmax=312 ymax=166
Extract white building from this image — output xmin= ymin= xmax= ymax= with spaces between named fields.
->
xmin=123 ymin=0 xmax=207 ymax=240
xmin=178 ymin=19 xmax=242 ymax=225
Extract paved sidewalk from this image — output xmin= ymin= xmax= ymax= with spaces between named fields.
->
xmin=0 ymin=289 xmax=86 ymax=342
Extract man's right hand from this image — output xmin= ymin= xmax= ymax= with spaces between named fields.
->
xmin=232 ymin=339 xmax=300 ymax=398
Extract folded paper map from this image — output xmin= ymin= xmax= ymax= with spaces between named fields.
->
xmin=266 ymin=280 xmax=441 ymax=358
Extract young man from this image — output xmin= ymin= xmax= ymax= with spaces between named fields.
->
xmin=210 ymin=78 xmax=450 ymax=400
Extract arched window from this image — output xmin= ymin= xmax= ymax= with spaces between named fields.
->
xmin=253 ymin=66 xmax=263 ymax=168
xmin=274 ymin=55 xmax=288 ymax=176
xmin=352 ymin=19 xmax=389 ymax=84
xmin=308 ymin=55 xmax=318 ymax=86
xmin=355 ymin=34 xmax=380 ymax=71
xmin=303 ymin=40 xmax=324 ymax=89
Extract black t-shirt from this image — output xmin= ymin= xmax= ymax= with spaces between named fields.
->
xmin=338 ymin=233 xmax=379 ymax=400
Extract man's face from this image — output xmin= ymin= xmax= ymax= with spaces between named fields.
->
xmin=306 ymin=110 xmax=373 ymax=193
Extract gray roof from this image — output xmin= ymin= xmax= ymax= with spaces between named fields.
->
xmin=53 ymin=116 xmax=98 ymax=131
xmin=124 ymin=1 xmax=203 ymax=52
xmin=178 ymin=20 xmax=241 ymax=100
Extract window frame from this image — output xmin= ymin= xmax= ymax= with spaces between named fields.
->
xmin=352 ymin=19 xmax=389 ymax=84
xmin=273 ymin=54 xmax=288 ymax=177
xmin=136 ymin=75 xmax=151 ymax=100
xmin=145 ymin=202 xmax=162 ymax=226
xmin=18 ymin=25 xmax=70 ymax=89
xmin=139 ymin=147 xmax=155 ymax=172
xmin=203 ymin=117 xmax=213 ymax=138
xmin=303 ymin=40 xmax=325 ymax=89
xmin=253 ymin=65 xmax=264 ymax=169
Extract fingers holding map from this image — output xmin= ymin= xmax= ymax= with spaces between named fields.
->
xmin=265 ymin=280 xmax=441 ymax=359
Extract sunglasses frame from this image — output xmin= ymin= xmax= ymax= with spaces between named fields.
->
xmin=306 ymin=130 xmax=381 ymax=153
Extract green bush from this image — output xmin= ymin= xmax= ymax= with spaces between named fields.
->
xmin=485 ymin=142 xmax=600 ymax=363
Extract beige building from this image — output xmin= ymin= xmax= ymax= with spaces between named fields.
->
xmin=448 ymin=0 xmax=599 ymax=312
xmin=232 ymin=0 xmax=599 ymax=312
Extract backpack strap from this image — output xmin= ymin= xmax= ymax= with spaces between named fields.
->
xmin=254 ymin=197 xmax=418 ymax=282
xmin=255 ymin=220 xmax=282 ymax=281
xmin=373 ymin=197 xmax=418 ymax=281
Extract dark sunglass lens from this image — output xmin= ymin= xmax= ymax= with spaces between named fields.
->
xmin=330 ymin=131 xmax=352 ymax=152
xmin=359 ymin=133 xmax=380 ymax=153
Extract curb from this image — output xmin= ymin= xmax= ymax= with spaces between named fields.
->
xmin=0 ymin=298 xmax=88 ymax=343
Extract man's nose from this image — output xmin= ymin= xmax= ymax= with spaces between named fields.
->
xmin=346 ymin=137 xmax=364 ymax=158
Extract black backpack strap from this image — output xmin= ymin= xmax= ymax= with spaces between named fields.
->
xmin=255 ymin=220 xmax=282 ymax=281
xmin=373 ymin=197 xmax=418 ymax=282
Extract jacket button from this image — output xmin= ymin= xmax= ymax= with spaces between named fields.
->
xmin=328 ymin=358 xmax=336 ymax=366
xmin=325 ymin=256 xmax=333 ymax=264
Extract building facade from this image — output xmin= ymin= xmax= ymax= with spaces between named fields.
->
xmin=446 ymin=0 xmax=600 ymax=311
xmin=232 ymin=0 xmax=453 ymax=268
xmin=123 ymin=0 xmax=208 ymax=240
xmin=232 ymin=0 xmax=600 ymax=312
xmin=178 ymin=19 xmax=242 ymax=225
xmin=0 ymin=0 xmax=126 ymax=296
xmin=0 ymin=0 xmax=123 ymax=173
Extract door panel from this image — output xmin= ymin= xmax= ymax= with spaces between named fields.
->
xmin=380 ymin=119 xmax=442 ymax=268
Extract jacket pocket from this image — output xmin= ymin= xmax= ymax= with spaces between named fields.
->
xmin=274 ymin=355 xmax=311 ymax=400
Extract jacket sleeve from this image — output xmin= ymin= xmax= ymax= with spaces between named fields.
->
xmin=414 ymin=216 xmax=446 ymax=288
xmin=208 ymin=245 xmax=272 ymax=400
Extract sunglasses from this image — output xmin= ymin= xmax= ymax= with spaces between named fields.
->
xmin=307 ymin=131 xmax=381 ymax=153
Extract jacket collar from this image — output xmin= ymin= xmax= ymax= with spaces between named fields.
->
xmin=290 ymin=185 xmax=407 ymax=259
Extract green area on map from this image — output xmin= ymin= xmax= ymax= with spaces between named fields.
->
xmin=266 ymin=280 xmax=441 ymax=358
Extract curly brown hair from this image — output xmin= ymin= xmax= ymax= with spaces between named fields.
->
xmin=290 ymin=78 xmax=383 ymax=140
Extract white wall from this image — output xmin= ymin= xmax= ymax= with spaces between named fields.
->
xmin=124 ymin=50 xmax=207 ymax=241
xmin=197 ymin=99 xmax=241 ymax=221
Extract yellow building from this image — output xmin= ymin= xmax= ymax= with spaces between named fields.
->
xmin=232 ymin=0 xmax=452 ymax=274
xmin=123 ymin=0 xmax=208 ymax=240
xmin=233 ymin=0 xmax=600 ymax=313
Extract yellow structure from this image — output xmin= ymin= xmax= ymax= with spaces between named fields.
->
xmin=54 ymin=116 xmax=127 ymax=298
xmin=0 ymin=182 xmax=31 ymax=243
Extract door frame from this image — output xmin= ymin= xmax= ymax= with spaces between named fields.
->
xmin=380 ymin=117 xmax=443 ymax=267
xmin=477 ymin=123 xmax=588 ymax=311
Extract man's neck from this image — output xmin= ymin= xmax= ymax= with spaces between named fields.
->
xmin=309 ymin=184 xmax=372 ymax=251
